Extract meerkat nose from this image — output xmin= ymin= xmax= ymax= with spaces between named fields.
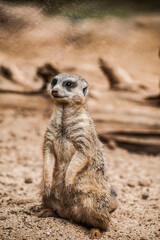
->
xmin=52 ymin=89 xmax=58 ymax=94
xmin=51 ymin=89 xmax=59 ymax=97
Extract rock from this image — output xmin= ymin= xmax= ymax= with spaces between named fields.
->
xmin=127 ymin=181 xmax=135 ymax=187
xmin=0 ymin=216 xmax=6 ymax=220
xmin=24 ymin=178 xmax=32 ymax=184
xmin=141 ymin=193 xmax=149 ymax=199
xmin=138 ymin=179 xmax=150 ymax=187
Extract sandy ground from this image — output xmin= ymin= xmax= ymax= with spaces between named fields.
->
xmin=0 ymin=4 xmax=160 ymax=240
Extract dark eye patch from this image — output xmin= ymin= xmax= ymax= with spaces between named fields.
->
xmin=66 ymin=81 xmax=73 ymax=87
xmin=83 ymin=87 xmax=88 ymax=96
xmin=63 ymin=80 xmax=77 ymax=89
xmin=51 ymin=78 xmax=57 ymax=87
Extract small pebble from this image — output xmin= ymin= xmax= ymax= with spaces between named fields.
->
xmin=46 ymin=232 xmax=50 ymax=236
xmin=142 ymin=193 xmax=149 ymax=199
xmin=138 ymin=179 xmax=150 ymax=187
xmin=127 ymin=182 xmax=135 ymax=187
xmin=0 ymin=216 xmax=6 ymax=220
xmin=24 ymin=178 xmax=32 ymax=184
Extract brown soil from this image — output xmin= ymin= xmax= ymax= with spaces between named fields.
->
xmin=0 ymin=4 xmax=160 ymax=240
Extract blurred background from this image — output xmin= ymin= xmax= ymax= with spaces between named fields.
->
xmin=0 ymin=0 xmax=160 ymax=239
xmin=2 ymin=0 xmax=160 ymax=18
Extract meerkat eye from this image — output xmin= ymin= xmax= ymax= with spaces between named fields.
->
xmin=65 ymin=81 xmax=73 ymax=87
xmin=51 ymin=78 xmax=57 ymax=86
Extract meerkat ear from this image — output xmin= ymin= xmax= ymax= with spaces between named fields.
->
xmin=83 ymin=87 xmax=88 ymax=96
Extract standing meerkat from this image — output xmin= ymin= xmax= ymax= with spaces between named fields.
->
xmin=39 ymin=73 xmax=118 ymax=238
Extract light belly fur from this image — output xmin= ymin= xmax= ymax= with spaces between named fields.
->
xmin=52 ymin=137 xmax=75 ymax=199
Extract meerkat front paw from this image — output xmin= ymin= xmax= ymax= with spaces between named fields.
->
xmin=38 ymin=208 xmax=56 ymax=218
xmin=65 ymin=183 xmax=74 ymax=194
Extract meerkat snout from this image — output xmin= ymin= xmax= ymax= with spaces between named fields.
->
xmin=51 ymin=89 xmax=58 ymax=95
xmin=48 ymin=73 xmax=88 ymax=104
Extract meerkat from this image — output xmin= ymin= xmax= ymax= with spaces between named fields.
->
xmin=39 ymin=73 xmax=118 ymax=238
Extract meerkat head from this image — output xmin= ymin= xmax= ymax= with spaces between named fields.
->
xmin=48 ymin=73 xmax=88 ymax=105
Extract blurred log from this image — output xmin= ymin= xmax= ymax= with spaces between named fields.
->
xmin=0 ymin=63 xmax=60 ymax=96
xmin=0 ymin=65 xmax=28 ymax=88
xmin=0 ymin=89 xmax=45 ymax=95
xmin=145 ymin=94 xmax=160 ymax=107
xmin=98 ymin=58 xmax=147 ymax=91
xmin=37 ymin=63 xmax=60 ymax=91
xmin=93 ymin=89 xmax=160 ymax=155
xmin=99 ymin=131 xmax=160 ymax=155
xmin=0 ymin=65 xmax=13 ymax=80
xmin=144 ymin=51 xmax=160 ymax=107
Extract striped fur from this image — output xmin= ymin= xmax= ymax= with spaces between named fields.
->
xmin=40 ymin=73 xmax=118 ymax=238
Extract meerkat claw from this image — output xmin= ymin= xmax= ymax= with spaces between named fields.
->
xmin=89 ymin=228 xmax=102 ymax=239
xmin=66 ymin=184 xmax=73 ymax=194
xmin=38 ymin=208 xmax=56 ymax=218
